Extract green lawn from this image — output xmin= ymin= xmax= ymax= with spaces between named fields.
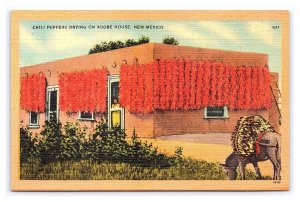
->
xmin=20 ymin=158 xmax=271 ymax=180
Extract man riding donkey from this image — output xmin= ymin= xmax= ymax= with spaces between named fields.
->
xmin=220 ymin=115 xmax=281 ymax=180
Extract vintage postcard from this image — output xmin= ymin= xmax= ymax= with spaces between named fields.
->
xmin=11 ymin=10 xmax=290 ymax=191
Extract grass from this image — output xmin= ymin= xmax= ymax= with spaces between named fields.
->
xmin=20 ymin=158 xmax=271 ymax=180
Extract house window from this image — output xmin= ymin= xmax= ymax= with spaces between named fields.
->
xmin=29 ymin=111 xmax=39 ymax=128
xmin=78 ymin=111 xmax=95 ymax=121
xmin=204 ymin=106 xmax=229 ymax=119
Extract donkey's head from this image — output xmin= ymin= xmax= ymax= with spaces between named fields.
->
xmin=219 ymin=152 xmax=239 ymax=180
xmin=219 ymin=163 xmax=238 ymax=180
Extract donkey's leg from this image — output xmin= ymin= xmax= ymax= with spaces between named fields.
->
xmin=252 ymin=162 xmax=262 ymax=180
xmin=276 ymin=139 xmax=281 ymax=180
xmin=239 ymin=161 xmax=246 ymax=180
xmin=267 ymin=147 xmax=281 ymax=180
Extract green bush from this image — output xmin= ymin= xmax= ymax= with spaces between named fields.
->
xmin=89 ymin=36 xmax=150 ymax=54
xmin=162 ymin=37 xmax=179 ymax=45
xmin=38 ymin=119 xmax=65 ymax=163
xmin=28 ymin=119 xmax=182 ymax=167
xmin=20 ymin=127 xmax=38 ymax=163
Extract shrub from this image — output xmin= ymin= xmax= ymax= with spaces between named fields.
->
xmin=38 ymin=119 xmax=64 ymax=163
xmin=162 ymin=37 xmax=179 ymax=45
xmin=20 ymin=127 xmax=38 ymax=163
xmin=89 ymin=36 xmax=150 ymax=54
xmin=30 ymin=120 xmax=182 ymax=168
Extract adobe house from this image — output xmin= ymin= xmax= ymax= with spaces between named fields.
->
xmin=20 ymin=43 xmax=281 ymax=138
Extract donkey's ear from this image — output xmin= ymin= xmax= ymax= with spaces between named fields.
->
xmin=219 ymin=163 xmax=228 ymax=168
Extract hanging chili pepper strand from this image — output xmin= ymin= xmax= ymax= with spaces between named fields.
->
xmin=137 ymin=64 xmax=145 ymax=112
xmin=68 ymin=72 xmax=74 ymax=112
xmin=20 ymin=77 xmax=25 ymax=110
xmin=245 ymin=66 xmax=252 ymax=109
xmin=88 ymin=71 xmax=93 ymax=112
xmin=126 ymin=65 xmax=132 ymax=108
xmin=195 ymin=60 xmax=204 ymax=109
xmin=165 ymin=59 xmax=173 ymax=110
xmin=89 ymin=70 xmax=94 ymax=112
xmin=100 ymin=68 xmax=108 ymax=112
xmin=31 ymin=74 xmax=37 ymax=112
xmin=159 ymin=59 xmax=166 ymax=110
xmin=183 ymin=59 xmax=191 ymax=110
xmin=129 ymin=64 xmax=138 ymax=113
xmin=74 ymin=71 xmax=81 ymax=112
xmin=95 ymin=70 xmax=102 ymax=112
xmin=209 ymin=61 xmax=217 ymax=107
xmin=84 ymin=71 xmax=90 ymax=112
xmin=229 ymin=65 xmax=237 ymax=109
xmin=66 ymin=72 xmax=71 ymax=112
xmin=120 ymin=64 xmax=129 ymax=108
xmin=21 ymin=76 xmax=29 ymax=111
xmin=36 ymin=74 xmax=42 ymax=112
xmin=171 ymin=59 xmax=179 ymax=110
xmin=236 ymin=66 xmax=244 ymax=109
xmin=153 ymin=60 xmax=160 ymax=110
xmin=216 ymin=62 xmax=224 ymax=107
xmin=65 ymin=72 xmax=71 ymax=112
xmin=250 ymin=67 xmax=257 ymax=109
xmin=202 ymin=60 xmax=211 ymax=107
xmin=25 ymin=76 xmax=30 ymax=111
xmin=189 ymin=60 xmax=198 ymax=109
xmin=80 ymin=71 xmax=86 ymax=112
xmin=29 ymin=75 xmax=35 ymax=111
xmin=178 ymin=59 xmax=185 ymax=110
xmin=222 ymin=64 xmax=230 ymax=107
xmin=257 ymin=66 xmax=264 ymax=108
xmin=94 ymin=69 xmax=100 ymax=111
xmin=143 ymin=63 xmax=153 ymax=113
xmin=60 ymin=73 xmax=65 ymax=111
xmin=82 ymin=71 xmax=88 ymax=112
xmin=39 ymin=74 xmax=46 ymax=112
xmin=58 ymin=74 xmax=64 ymax=111
xmin=91 ymin=70 xmax=97 ymax=112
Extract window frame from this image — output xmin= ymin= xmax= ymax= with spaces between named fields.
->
xmin=204 ymin=106 xmax=229 ymax=119
xmin=78 ymin=111 xmax=95 ymax=121
xmin=46 ymin=85 xmax=59 ymax=122
xmin=107 ymin=75 xmax=124 ymax=130
xmin=28 ymin=111 xmax=40 ymax=128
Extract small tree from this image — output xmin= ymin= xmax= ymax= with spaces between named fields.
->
xmin=125 ymin=39 xmax=138 ymax=47
xmin=162 ymin=37 xmax=179 ymax=45
xmin=138 ymin=35 xmax=150 ymax=44
xmin=89 ymin=36 xmax=150 ymax=54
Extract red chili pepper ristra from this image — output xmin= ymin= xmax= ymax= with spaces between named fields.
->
xmin=171 ymin=59 xmax=179 ymax=110
xmin=189 ymin=60 xmax=198 ymax=109
xmin=177 ymin=59 xmax=185 ymax=110
xmin=20 ymin=73 xmax=46 ymax=112
xmin=20 ymin=60 xmax=272 ymax=114
xmin=57 ymin=69 xmax=108 ymax=113
xmin=165 ymin=59 xmax=173 ymax=110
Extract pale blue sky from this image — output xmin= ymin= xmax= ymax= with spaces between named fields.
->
xmin=20 ymin=20 xmax=281 ymax=77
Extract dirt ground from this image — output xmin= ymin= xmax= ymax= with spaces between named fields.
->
xmin=141 ymin=133 xmax=274 ymax=177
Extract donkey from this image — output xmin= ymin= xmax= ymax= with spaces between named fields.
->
xmin=220 ymin=132 xmax=281 ymax=180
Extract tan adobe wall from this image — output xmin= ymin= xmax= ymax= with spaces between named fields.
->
xmin=124 ymin=110 xmax=154 ymax=138
xmin=153 ymin=43 xmax=268 ymax=66
xmin=152 ymin=109 xmax=269 ymax=137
